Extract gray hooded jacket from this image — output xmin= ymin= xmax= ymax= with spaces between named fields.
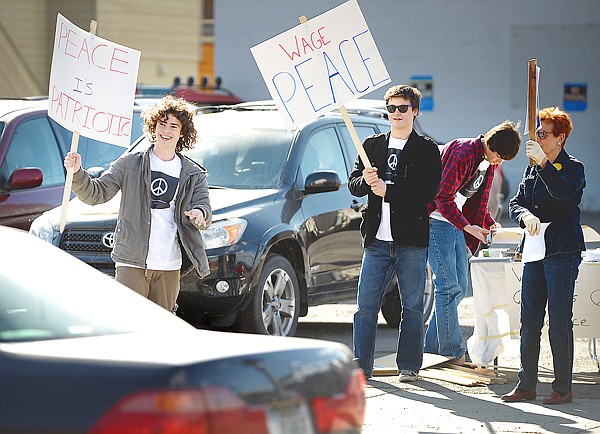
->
xmin=72 ymin=145 xmax=212 ymax=278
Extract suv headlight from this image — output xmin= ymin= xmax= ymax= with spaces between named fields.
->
xmin=201 ymin=218 xmax=247 ymax=249
xmin=29 ymin=215 xmax=57 ymax=243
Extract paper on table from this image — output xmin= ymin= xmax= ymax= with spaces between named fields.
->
xmin=584 ymin=248 xmax=600 ymax=262
xmin=522 ymin=222 xmax=551 ymax=263
xmin=489 ymin=227 xmax=524 ymax=244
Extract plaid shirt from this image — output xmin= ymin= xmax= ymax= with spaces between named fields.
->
xmin=428 ymin=135 xmax=496 ymax=254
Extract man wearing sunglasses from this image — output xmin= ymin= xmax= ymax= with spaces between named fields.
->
xmin=349 ymin=84 xmax=442 ymax=382
xmin=425 ymin=120 xmax=521 ymax=366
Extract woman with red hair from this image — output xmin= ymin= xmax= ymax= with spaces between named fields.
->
xmin=502 ymin=107 xmax=585 ymax=405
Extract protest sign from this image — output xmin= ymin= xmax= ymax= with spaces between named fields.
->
xmin=48 ymin=14 xmax=140 ymax=147
xmin=48 ymin=14 xmax=140 ymax=232
xmin=251 ymin=0 xmax=390 ymax=131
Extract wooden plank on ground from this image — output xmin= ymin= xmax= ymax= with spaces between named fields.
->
xmin=372 ymin=353 xmax=597 ymax=386
xmin=419 ymin=369 xmax=484 ymax=386
xmin=373 ymin=352 xmax=452 ymax=376
xmin=436 ymin=367 xmax=508 ymax=384
xmin=443 ymin=363 xmax=503 ymax=378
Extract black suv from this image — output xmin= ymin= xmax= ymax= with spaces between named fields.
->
xmin=31 ymin=100 xmax=434 ymax=336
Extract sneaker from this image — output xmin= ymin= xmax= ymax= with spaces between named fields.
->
xmin=399 ymin=370 xmax=418 ymax=382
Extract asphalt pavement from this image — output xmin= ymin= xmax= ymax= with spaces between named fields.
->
xmin=360 ymin=293 xmax=600 ymax=434
xmin=362 ymin=377 xmax=600 ymax=434
xmin=302 ymin=297 xmax=600 ymax=434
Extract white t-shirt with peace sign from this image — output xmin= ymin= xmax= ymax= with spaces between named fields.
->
xmin=146 ymin=149 xmax=182 ymax=270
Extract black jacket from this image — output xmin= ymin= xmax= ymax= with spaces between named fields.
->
xmin=348 ymin=130 xmax=442 ymax=248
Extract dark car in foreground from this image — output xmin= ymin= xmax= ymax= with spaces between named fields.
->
xmin=0 ymin=226 xmax=365 ymax=433
xmin=0 ymin=98 xmax=142 ymax=230
xmin=32 ymin=100 xmax=435 ymax=336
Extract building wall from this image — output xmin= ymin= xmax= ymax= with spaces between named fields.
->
xmin=95 ymin=0 xmax=200 ymax=86
xmin=0 ymin=0 xmax=200 ymax=97
xmin=215 ymin=0 xmax=600 ymax=211
xmin=0 ymin=0 xmax=51 ymax=96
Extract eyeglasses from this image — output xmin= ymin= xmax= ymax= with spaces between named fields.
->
xmin=536 ymin=129 xmax=553 ymax=140
xmin=386 ymin=104 xmax=412 ymax=114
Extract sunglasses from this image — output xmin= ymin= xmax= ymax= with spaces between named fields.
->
xmin=536 ymin=129 xmax=553 ymax=140
xmin=386 ymin=104 xmax=412 ymax=114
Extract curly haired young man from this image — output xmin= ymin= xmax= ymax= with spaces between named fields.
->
xmin=64 ymin=96 xmax=211 ymax=312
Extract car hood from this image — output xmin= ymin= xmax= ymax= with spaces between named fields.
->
xmin=47 ymin=188 xmax=278 ymax=224
xmin=209 ymin=187 xmax=275 ymax=210
xmin=1 ymin=328 xmax=341 ymax=365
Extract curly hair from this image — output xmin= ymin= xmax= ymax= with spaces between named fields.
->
xmin=141 ymin=95 xmax=197 ymax=153
xmin=539 ymin=106 xmax=573 ymax=145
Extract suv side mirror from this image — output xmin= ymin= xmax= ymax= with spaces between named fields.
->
xmin=303 ymin=170 xmax=341 ymax=194
xmin=8 ymin=167 xmax=43 ymax=190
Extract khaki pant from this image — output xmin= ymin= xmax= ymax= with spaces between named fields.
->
xmin=116 ymin=266 xmax=180 ymax=312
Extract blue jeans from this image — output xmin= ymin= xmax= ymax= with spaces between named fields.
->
xmin=353 ymin=239 xmax=427 ymax=377
xmin=517 ymin=252 xmax=581 ymax=394
xmin=424 ymin=219 xmax=468 ymax=359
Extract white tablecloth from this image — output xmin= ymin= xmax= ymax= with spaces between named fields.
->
xmin=467 ymin=257 xmax=600 ymax=365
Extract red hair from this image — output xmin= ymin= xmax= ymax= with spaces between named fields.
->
xmin=539 ymin=107 xmax=573 ymax=144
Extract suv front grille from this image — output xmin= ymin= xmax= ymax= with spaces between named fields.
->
xmin=60 ymin=227 xmax=116 ymax=276
xmin=61 ymin=228 xmax=114 ymax=253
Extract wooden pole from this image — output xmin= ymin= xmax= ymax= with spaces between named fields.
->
xmin=527 ymin=59 xmax=537 ymax=166
xmin=298 ymin=15 xmax=372 ymax=169
xmin=338 ymin=105 xmax=372 ymax=169
xmin=59 ymin=19 xmax=97 ymax=233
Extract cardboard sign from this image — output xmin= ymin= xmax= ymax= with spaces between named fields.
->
xmin=504 ymin=261 xmax=600 ymax=338
xmin=251 ymin=0 xmax=390 ymax=130
xmin=468 ymin=258 xmax=600 ymax=364
xmin=48 ymin=14 xmax=141 ymax=146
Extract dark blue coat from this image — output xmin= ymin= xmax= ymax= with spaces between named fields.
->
xmin=509 ymin=148 xmax=585 ymax=256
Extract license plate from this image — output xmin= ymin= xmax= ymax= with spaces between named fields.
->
xmin=267 ymin=401 xmax=315 ymax=434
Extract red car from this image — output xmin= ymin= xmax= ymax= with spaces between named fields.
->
xmin=136 ymin=83 xmax=244 ymax=106
xmin=0 ymin=99 xmax=142 ymax=230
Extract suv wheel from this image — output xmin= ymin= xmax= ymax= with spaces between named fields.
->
xmin=237 ymin=254 xmax=300 ymax=336
xmin=381 ymin=264 xmax=435 ymax=328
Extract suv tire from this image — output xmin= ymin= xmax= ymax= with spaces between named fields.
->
xmin=237 ymin=254 xmax=300 ymax=336
xmin=381 ymin=264 xmax=435 ymax=328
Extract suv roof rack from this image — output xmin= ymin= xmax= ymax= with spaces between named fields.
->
xmin=0 ymin=95 xmax=48 ymax=101
xmin=193 ymin=99 xmax=393 ymax=127
xmin=195 ymin=100 xmax=277 ymax=114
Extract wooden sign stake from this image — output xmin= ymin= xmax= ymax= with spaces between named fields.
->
xmin=527 ymin=59 xmax=537 ymax=167
xmin=59 ymin=19 xmax=97 ymax=233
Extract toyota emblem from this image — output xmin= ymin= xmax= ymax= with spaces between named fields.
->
xmin=101 ymin=232 xmax=115 ymax=249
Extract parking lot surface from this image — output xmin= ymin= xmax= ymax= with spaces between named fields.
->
xmin=298 ymin=282 xmax=600 ymax=433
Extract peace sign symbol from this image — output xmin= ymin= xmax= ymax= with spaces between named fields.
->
xmin=151 ymin=178 xmax=168 ymax=196
xmin=388 ymin=153 xmax=398 ymax=171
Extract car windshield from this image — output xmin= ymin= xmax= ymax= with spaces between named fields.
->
xmin=131 ymin=112 xmax=294 ymax=189
xmin=0 ymin=122 xmax=4 ymax=137
xmin=188 ymin=128 xmax=292 ymax=188
xmin=0 ymin=230 xmax=189 ymax=343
